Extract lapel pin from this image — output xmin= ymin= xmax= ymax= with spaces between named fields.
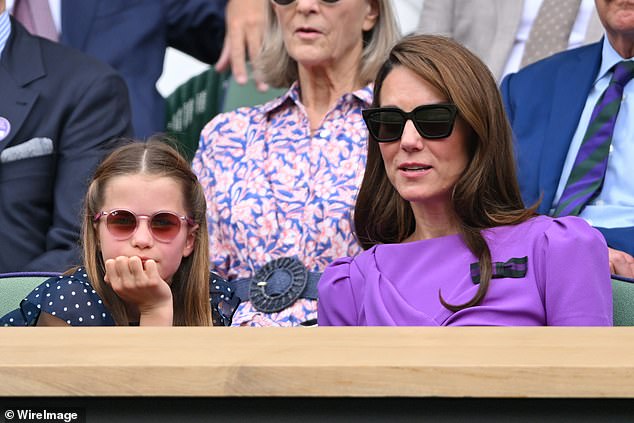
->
xmin=0 ymin=117 xmax=11 ymax=142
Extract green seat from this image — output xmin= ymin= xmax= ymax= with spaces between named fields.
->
xmin=165 ymin=68 xmax=230 ymax=162
xmin=612 ymin=277 xmax=634 ymax=326
xmin=221 ymin=73 xmax=286 ymax=113
xmin=0 ymin=273 xmax=59 ymax=317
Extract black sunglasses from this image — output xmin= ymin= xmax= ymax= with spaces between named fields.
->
xmin=362 ymin=104 xmax=458 ymax=142
xmin=272 ymin=0 xmax=340 ymax=5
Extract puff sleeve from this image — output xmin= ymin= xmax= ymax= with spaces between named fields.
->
xmin=535 ymin=217 xmax=612 ymax=326
xmin=318 ymin=257 xmax=360 ymax=326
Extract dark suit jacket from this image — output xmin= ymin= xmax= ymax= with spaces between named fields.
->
xmin=501 ymin=40 xmax=634 ymax=255
xmin=0 ymin=19 xmax=133 ymax=272
xmin=60 ymin=0 xmax=226 ymax=138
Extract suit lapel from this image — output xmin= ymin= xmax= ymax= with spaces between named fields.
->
xmin=0 ymin=19 xmax=44 ymax=152
xmin=60 ymin=0 xmax=98 ymax=50
xmin=537 ymin=42 xmax=603 ymax=213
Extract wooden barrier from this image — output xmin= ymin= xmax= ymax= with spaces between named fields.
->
xmin=2 ymin=327 xmax=634 ymax=421
xmin=2 ymin=327 xmax=634 ymax=397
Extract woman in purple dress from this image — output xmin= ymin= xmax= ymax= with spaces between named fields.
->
xmin=318 ymin=35 xmax=613 ymax=326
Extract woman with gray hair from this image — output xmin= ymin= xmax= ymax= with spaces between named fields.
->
xmin=192 ymin=0 xmax=400 ymax=326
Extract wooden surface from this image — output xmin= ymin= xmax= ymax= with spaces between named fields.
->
xmin=1 ymin=327 xmax=634 ymax=398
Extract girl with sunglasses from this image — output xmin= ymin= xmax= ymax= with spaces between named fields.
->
xmin=192 ymin=0 xmax=399 ymax=326
xmin=1 ymin=138 xmax=236 ymax=326
xmin=318 ymin=35 xmax=613 ymax=326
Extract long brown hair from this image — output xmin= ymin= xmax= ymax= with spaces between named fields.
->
xmin=354 ymin=35 xmax=537 ymax=311
xmin=81 ymin=136 xmax=211 ymax=325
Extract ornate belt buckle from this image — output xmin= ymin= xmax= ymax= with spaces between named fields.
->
xmin=249 ymin=257 xmax=308 ymax=313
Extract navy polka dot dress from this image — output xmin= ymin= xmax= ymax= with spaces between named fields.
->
xmin=1 ymin=268 xmax=239 ymax=326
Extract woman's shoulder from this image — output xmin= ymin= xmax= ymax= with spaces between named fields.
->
xmin=200 ymin=91 xmax=293 ymax=140
xmin=200 ymin=107 xmax=258 ymax=141
xmin=484 ymin=215 xmax=607 ymax=265
xmin=488 ymin=215 xmax=601 ymax=241
xmin=321 ymin=248 xmax=378 ymax=284
xmin=518 ymin=215 xmax=604 ymax=243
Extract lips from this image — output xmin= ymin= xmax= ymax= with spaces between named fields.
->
xmin=296 ymin=26 xmax=321 ymax=33
xmin=295 ymin=26 xmax=323 ymax=38
xmin=399 ymin=163 xmax=432 ymax=172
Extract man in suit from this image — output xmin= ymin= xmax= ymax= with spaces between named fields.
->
xmin=418 ymin=0 xmax=603 ymax=81
xmin=501 ymin=0 xmax=634 ymax=278
xmin=60 ymin=0 xmax=272 ymax=138
xmin=57 ymin=0 xmax=227 ymax=139
xmin=9 ymin=0 xmax=269 ymax=138
xmin=0 ymin=1 xmax=133 ymax=272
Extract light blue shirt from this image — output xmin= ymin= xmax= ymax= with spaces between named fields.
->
xmin=0 ymin=11 xmax=10 ymax=59
xmin=552 ymin=37 xmax=634 ymax=229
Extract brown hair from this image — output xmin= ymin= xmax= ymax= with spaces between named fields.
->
xmin=256 ymin=0 xmax=400 ymax=88
xmin=80 ymin=136 xmax=211 ymax=325
xmin=354 ymin=35 xmax=537 ymax=311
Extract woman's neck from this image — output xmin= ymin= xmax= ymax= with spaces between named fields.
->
xmin=297 ymin=54 xmax=364 ymax=132
xmin=406 ymin=200 xmax=461 ymax=242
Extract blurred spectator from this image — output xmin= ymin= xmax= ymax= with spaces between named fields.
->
xmin=418 ymin=0 xmax=603 ymax=81
xmin=192 ymin=0 xmax=400 ymax=326
xmin=0 ymin=2 xmax=132 ymax=272
xmin=8 ymin=0 xmax=267 ymax=138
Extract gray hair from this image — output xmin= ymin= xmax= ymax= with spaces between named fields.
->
xmin=255 ymin=0 xmax=401 ymax=88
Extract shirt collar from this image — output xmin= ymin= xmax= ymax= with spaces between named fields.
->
xmin=259 ymin=81 xmax=374 ymax=115
xmin=0 ymin=11 xmax=11 ymax=60
xmin=597 ymin=36 xmax=634 ymax=82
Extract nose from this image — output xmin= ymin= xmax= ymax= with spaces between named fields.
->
xmin=399 ymin=119 xmax=424 ymax=152
xmin=295 ymin=0 xmax=319 ymax=12
xmin=130 ymin=218 xmax=153 ymax=249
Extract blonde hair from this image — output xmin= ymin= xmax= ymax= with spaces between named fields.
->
xmin=255 ymin=0 xmax=401 ymax=88
xmin=81 ymin=136 xmax=211 ymax=326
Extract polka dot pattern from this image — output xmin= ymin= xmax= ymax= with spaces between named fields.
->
xmin=2 ymin=270 xmax=238 ymax=326
xmin=0 ymin=268 xmax=240 ymax=326
xmin=0 ymin=268 xmax=114 ymax=326
xmin=210 ymin=271 xmax=239 ymax=326
xmin=521 ymin=0 xmax=582 ymax=67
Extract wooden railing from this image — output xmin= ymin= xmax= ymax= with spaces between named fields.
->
xmin=2 ymin=327 xmax=634 ymax=398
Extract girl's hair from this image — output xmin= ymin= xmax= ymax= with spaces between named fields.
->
xmin=81 ymin=136 xmax=211 ymax=325
xmin=255 ymin=0 xmax=401 ymax=88
xmin=354 ymin=35 xmax=537 ymax=311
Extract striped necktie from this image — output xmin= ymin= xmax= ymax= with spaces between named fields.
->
xmin=554 ymin=60 xmax=634 ymax=217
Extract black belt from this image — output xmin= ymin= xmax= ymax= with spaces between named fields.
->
xmin=234 ymin=257 xmax=320 ymax=313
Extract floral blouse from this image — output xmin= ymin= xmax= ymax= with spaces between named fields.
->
xmin=192 ymin=82 xmax=372 ymax=326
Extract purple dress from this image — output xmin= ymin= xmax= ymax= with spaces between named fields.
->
xmin=318 ymin=216 xmax=613 ymax=326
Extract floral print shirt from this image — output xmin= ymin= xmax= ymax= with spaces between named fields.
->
xmin=192 ymin=82 xmax=372 ymax=326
